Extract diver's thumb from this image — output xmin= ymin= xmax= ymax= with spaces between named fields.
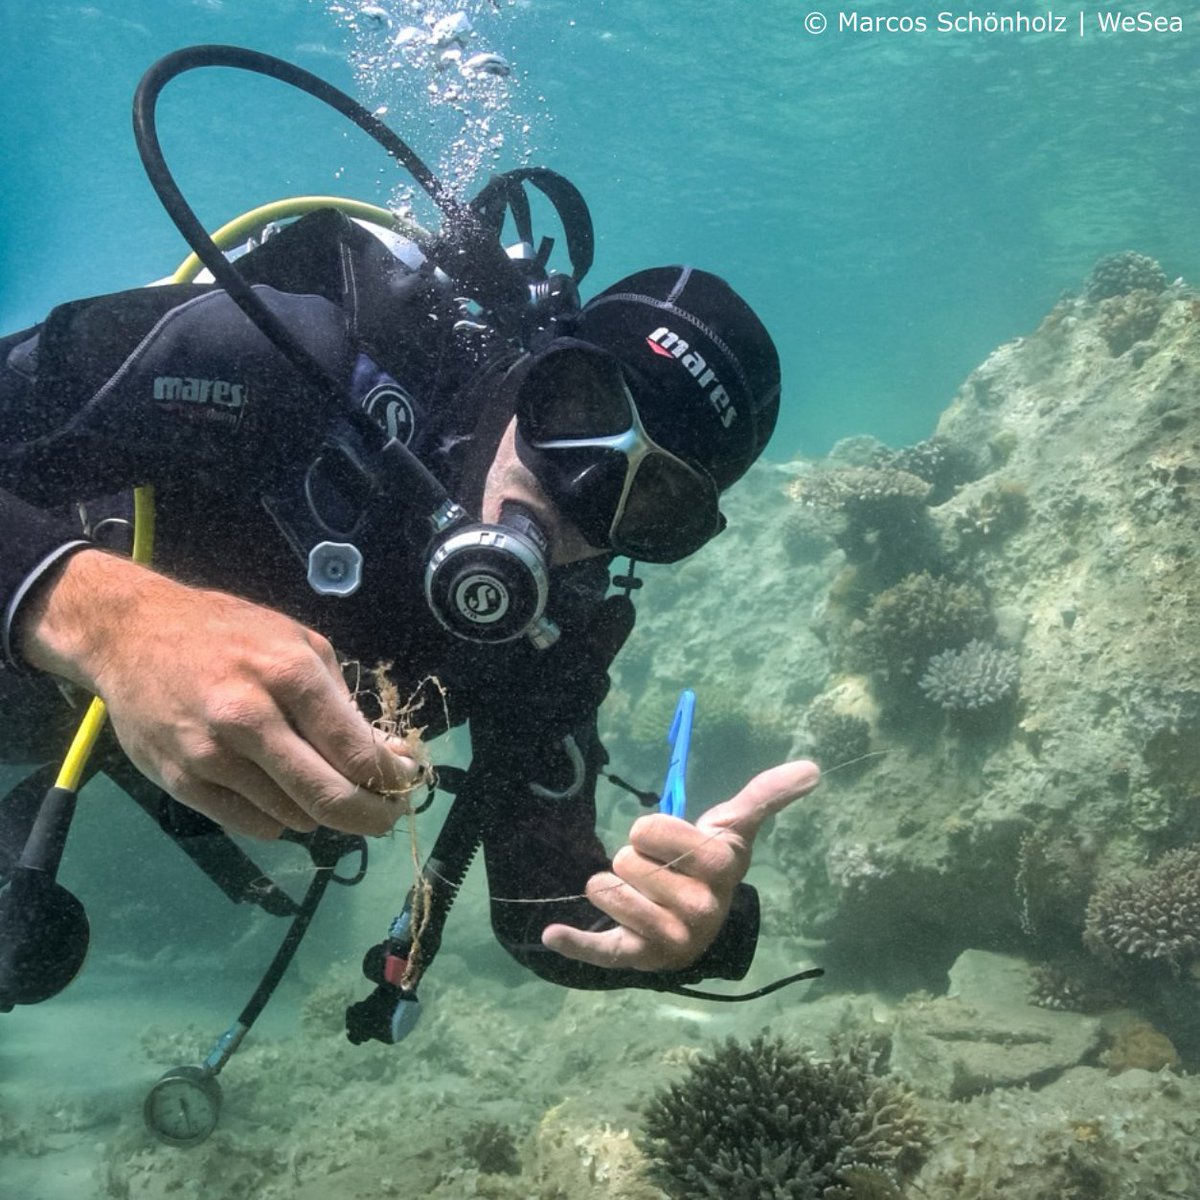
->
xmin=697 ymin=760 xmax=821 ymax=845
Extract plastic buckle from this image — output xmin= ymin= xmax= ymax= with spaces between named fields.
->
xmin=383 ymin=953 xmax=410 ymax=988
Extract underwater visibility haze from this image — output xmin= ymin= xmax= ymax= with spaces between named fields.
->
xmin=4 ymin=1 xmax=1200 ymax=1197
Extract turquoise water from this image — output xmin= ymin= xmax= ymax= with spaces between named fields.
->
xmin=6 ymin=1 xmax=1198 ymax=455
xmin=6 ymin=6 xmax=1200 ymax=1197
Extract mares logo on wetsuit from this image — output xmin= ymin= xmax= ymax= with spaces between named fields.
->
xmin=153 ymin=375 xmax=247 ymax=430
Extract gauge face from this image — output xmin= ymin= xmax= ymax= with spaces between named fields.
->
xmin=144 ymin=1066 xmax=222 ymax=1148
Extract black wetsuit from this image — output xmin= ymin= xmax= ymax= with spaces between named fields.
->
xmin=0 ymin=211 xmax=758 ymax=993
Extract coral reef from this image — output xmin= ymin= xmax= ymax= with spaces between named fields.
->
xmin=786 ymin=467 xmax=933 ymax=571
xmin=953 ymin=480 xmax=1029 ymax=550
xmin=1084 ymin=845 xmax=1200 ymax=971
xmin=18 ymin=247 xmax=1200 ymax=1200
xmin=918 ymin=639 xmax=1020 ymax=713
xmin=1098 ymin=288 xmax=1164 ymax=355
xmin=805 ymin=695 xmax=872 ymax=770
xmin=641 ymin=1034 xmax=927 ymax=1200
xmin=846 ymin=572 xmax=991 ymax=682
xmin=1084 ymin=250 xmax=1168 ymax=301
xmin=876 ymin=437 xmax=980 ymax=504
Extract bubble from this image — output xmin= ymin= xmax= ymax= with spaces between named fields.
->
xmin=359 ymin=4 xmax=391 ymax=29
xmin=318 ymin=0 xmax=544 ymax=204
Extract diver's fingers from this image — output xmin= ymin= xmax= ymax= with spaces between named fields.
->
xmin=625 ymin=813 xmax=742 ymax=883
xmin=610 ymin=838 xmax=724 ymax=912
xmin=164 ymin=779 xmax=286 ymax=841
xmin=541 ymin=874 xmax=689 ymax=972
xmin=541 ymin=921 xmax=656 ymax=970
xmin=541 ymin=867 xmax=717 ymax=972
xmin=203 ymin=651 xmax=417 ymax=834
xmin=199 ymin=759 xmax=319 ymax=834
xmin=245 ymin=726 xmax=408 ymax=837
xmin=279 ymin=661 xmax=422 ymax=799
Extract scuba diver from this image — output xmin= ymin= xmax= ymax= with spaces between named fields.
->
xmin=0 ymin=48 xmax=821 ymax=1069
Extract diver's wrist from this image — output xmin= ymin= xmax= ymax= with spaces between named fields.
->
xmin=18 ymin=548 xmax=145 ymax=688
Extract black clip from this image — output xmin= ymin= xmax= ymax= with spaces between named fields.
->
xmin=612 ymin=558 xmax=643 ymax=597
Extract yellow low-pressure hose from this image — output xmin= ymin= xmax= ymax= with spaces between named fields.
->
xmin=55 ymin=485 xmax=156 ymax=791
xmin=170 ymin=195 xmax=419 ymax=283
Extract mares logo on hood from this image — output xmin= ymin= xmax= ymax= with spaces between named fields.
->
xmin=572 ymin=265 xmax=779 ymax=490
xmin=153 ymin=374 xmax=247 ymax=429
xmin=645 ymin=326 xmax=737 ymax=429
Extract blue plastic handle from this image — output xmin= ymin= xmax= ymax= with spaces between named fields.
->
xmin=660 ymin=689 xmax=695 ymax=818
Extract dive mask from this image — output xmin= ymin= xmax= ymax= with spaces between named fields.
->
xmin=514 ymin=344 xmax=724 ymax=564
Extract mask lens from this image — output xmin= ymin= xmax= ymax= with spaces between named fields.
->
xmin=518 ymin=349 xmax=631 ymax=442
xmin=515 ymin=343 xmax=724 ymax=562
xmin=611 ymin=453 xmax=721 ymax=562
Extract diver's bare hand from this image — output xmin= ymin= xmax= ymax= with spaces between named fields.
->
xmin=542 ymin=760 xmax=821 ymax=972
xmin=19 ymin=550 xmax=419 ymax=839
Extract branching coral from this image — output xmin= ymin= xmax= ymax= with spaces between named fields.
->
xmin=1084 ymin=251 xmax=1168 ymax=301
xmin=919 ymin=639 xmax=1020 ymax=712
xmin=1084 ymin=845 xmax=1200 ymax=971
xmin=848 ymin=572 xmax=991 ymax=680
xmin=1028 ymin=962 xmax=1126 ymax=1015
xmin=641 ymin=1034 xmax=927 ymax=1200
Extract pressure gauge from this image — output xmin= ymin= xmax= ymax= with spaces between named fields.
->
xmin=143 ymin=1065 xmax=223 ymax=1147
